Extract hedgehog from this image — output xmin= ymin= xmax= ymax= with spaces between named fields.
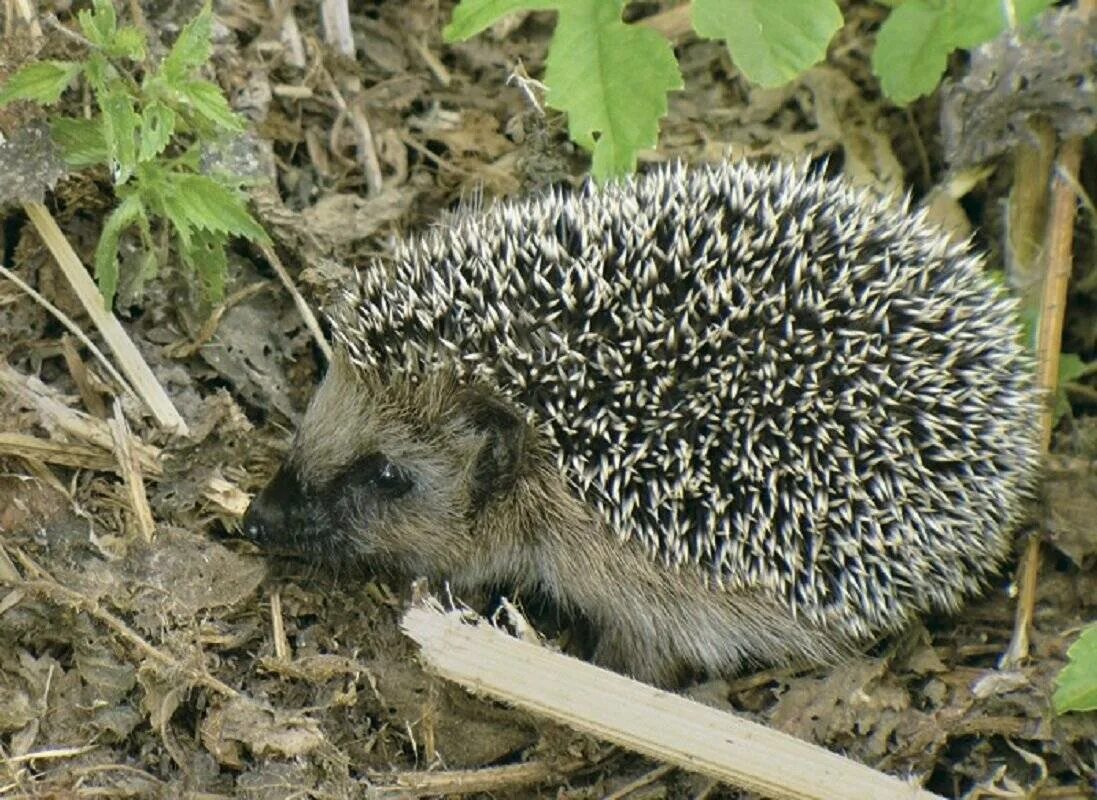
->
xmin=242 ymin=160 xmax=1042 ymax=686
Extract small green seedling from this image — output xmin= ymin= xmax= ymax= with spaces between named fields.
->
xmin=0 ymin=0 xmax=268 ymax=308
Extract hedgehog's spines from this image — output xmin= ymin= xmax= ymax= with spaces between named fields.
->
xmin=328 ymin=158 xmax=1040 ymax=639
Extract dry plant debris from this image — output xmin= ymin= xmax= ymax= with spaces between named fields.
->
xmin=0 ymin=1 xmax=1094 ymax=798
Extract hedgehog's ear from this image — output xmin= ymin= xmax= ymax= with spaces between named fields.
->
xmin=458 ymin=390 xmax=529 ymax=508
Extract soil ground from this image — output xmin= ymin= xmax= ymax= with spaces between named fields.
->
xmin=1 ymin=1 xmax=1095 ymax=798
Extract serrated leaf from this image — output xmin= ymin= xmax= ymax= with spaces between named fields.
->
xmin=872 ymin=0 xmax=951 ymax=104
xmin=162 ymin=1 xmax=213 ymax=83
xmin=107 ymin=26 xmax=148 ymax=61
xmin=545 ymin=0 xmax=681 ymax=180
xmin=180 ymin=228 xmax=229 ymax=302
xmin=138 ymin=102 xmax=176 ymax=162
xmin=175 ymin=79 xmax=244 ymax=132
xmin=161 ymin=173 xmax=268 ymax=243
xmin=139 ymin=164 xmax=191 ymax=247
xmin=94 ymin=193 xmax=145 ymax=309
xmin=83 ymin=53 xmax=111 ymax=95
xmin=1053 ymin=625 xmax=1097 ymax=714
xmin=78 ymin=0 xmax=117 ymax=48
xmin=101 ymin=89 xmax=139 ymax=184
xmin=951 ymin=0 xmax=1054 ymax=48
xmin=693 ymin=0 xmax=842 ymax=88
xmin=443 ymin=0 xmax=549 ymax=41
xmin=0 ymin=61 xmax=82 ymax=106
xmin=50 ymin=116 xmax=110 ymax=167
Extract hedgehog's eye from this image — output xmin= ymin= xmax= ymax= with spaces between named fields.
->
xmin=339 ymin=453 xmax=413 ymax=499
xmin=373 ymin=457 xmax=413 ymax=498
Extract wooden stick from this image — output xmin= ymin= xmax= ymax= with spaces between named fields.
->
xmin=402 ymin=602 xmax=942 ymax=800
xmin=370 ymin=759 xmax=585 ymax=798
xmin=109 ymin=398 xmax=156 ymax=541
xmin=1002 ymin=135 xmax=1085 ymax=668
xmin=21 ymin=202 xmax=189 ymax=436
xmin=0 ymin=431 xmax=118 ymax=473
xmin=256 ymin=241 xmax=333 ymax=363
xmin=1001 ymin=0 xmax=1092 ymax=667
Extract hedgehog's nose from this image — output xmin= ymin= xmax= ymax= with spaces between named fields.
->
xmin=241 ymin=496 xmax=271 ymax=541
xmin=241 ymin=465 xmax=304 ymax=543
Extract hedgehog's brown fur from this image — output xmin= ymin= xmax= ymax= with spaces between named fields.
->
xmin=248 ymin=356 xmax=850 ymax=684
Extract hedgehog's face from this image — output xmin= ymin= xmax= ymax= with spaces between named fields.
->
xmin=241 ymin=353 xmax=531 ymax=577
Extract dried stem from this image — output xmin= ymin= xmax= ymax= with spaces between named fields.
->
xmin=1002 ymin=138 xmax=1085 ymax=668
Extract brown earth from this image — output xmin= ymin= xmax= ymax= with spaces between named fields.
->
xmin=0 ymin=1 xmax=1095 ymax=798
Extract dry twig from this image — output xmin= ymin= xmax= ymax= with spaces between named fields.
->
xmin=255 ymin=242 xmax=333 ymax=363
xmin=60 ymin=334 xmax=108 ymax=419
xmin=637 ymin=3 xmax=692 ymax=39
xmin=108 ymin=398 xmax=156 ymax=541
xmin=370 ymin=758 xmax=587 ymax=798
xmin=1001 ymin=0 xmax=1092 ymax=664
xmin=603 ymin=764 xmax=676 ymax=800
xmin=162 ymin=281 xmax=270 ymax=359
xmin=269 ymin=587 xmax=291 ymax=661
xmin=0 ymin=432 xmax=118 ymax=473
xmin=0 ymin=364 xmax=162 ymax=476
xmin=1002 ymin=135 xmax=1086 ymax=668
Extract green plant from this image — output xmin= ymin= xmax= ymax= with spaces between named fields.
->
xmin=444 ymin=0 xmax=1055 ymax=180
xmin=1053 ymin=624 xmax=1097 ymax=714
xmin=872 ymin=0 xmax=1054 ymax=103
xmin=0 ymin=0 xmax=268 ymax=308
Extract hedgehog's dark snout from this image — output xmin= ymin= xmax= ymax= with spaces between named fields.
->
xmin=242 ymin=464 xmax=310 ymax=545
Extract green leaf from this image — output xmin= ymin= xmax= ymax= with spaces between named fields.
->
xmin=443 ymin=0 xmax=550 ymax=41
xmin=0 ymin=61 xmax=82 ymax=106
xmin=1053 ymin=352 xmax=1087 ymax=422
xmin=1053 ymin=625 xmax=1097 ymax=714
xmin=139 ymin=164 xmax=191 ymax=247
xmin=446 ymin=0 xmax=686 ymax=179
xmin=83 ymin=52 xmax=112 ymax=95
xmin=138 ymin=102 xmax=176 ymax=162
xmin=78 ymin=0 xmax=118 ymax=47
xmin=545 ymin=0 xmax=681 ymax=180
xmin=107 ymin=25 xmax=148 ymax=60
xmin=174 ymin=79 xmax=244 ymax=132
xmin=872 ymin=0 xmax=951 ymax=104
xmin=1059 ymin=353 xmax=1087 ymax=386
xmin=94 ymin=192 xmax=145 ymax=309
xmin=50 ymin=116 xmax=110 ymax=166
xmin=101 ymin=88 xmax=139 ymax=183
xmin=872 ymin=0 xmax=1055 ymax=104
xmin=180 ymin=228 xmax=229 ymax=302
xmin=161 ymin=173 xmax=268 ymax=243
xmin=692 ymin=0 xmax=842 ymax=88
xmin=951 ymin=0 xmax=1054 ymax=48
xmin=162 ymin=1 xmax=213 ymax=83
